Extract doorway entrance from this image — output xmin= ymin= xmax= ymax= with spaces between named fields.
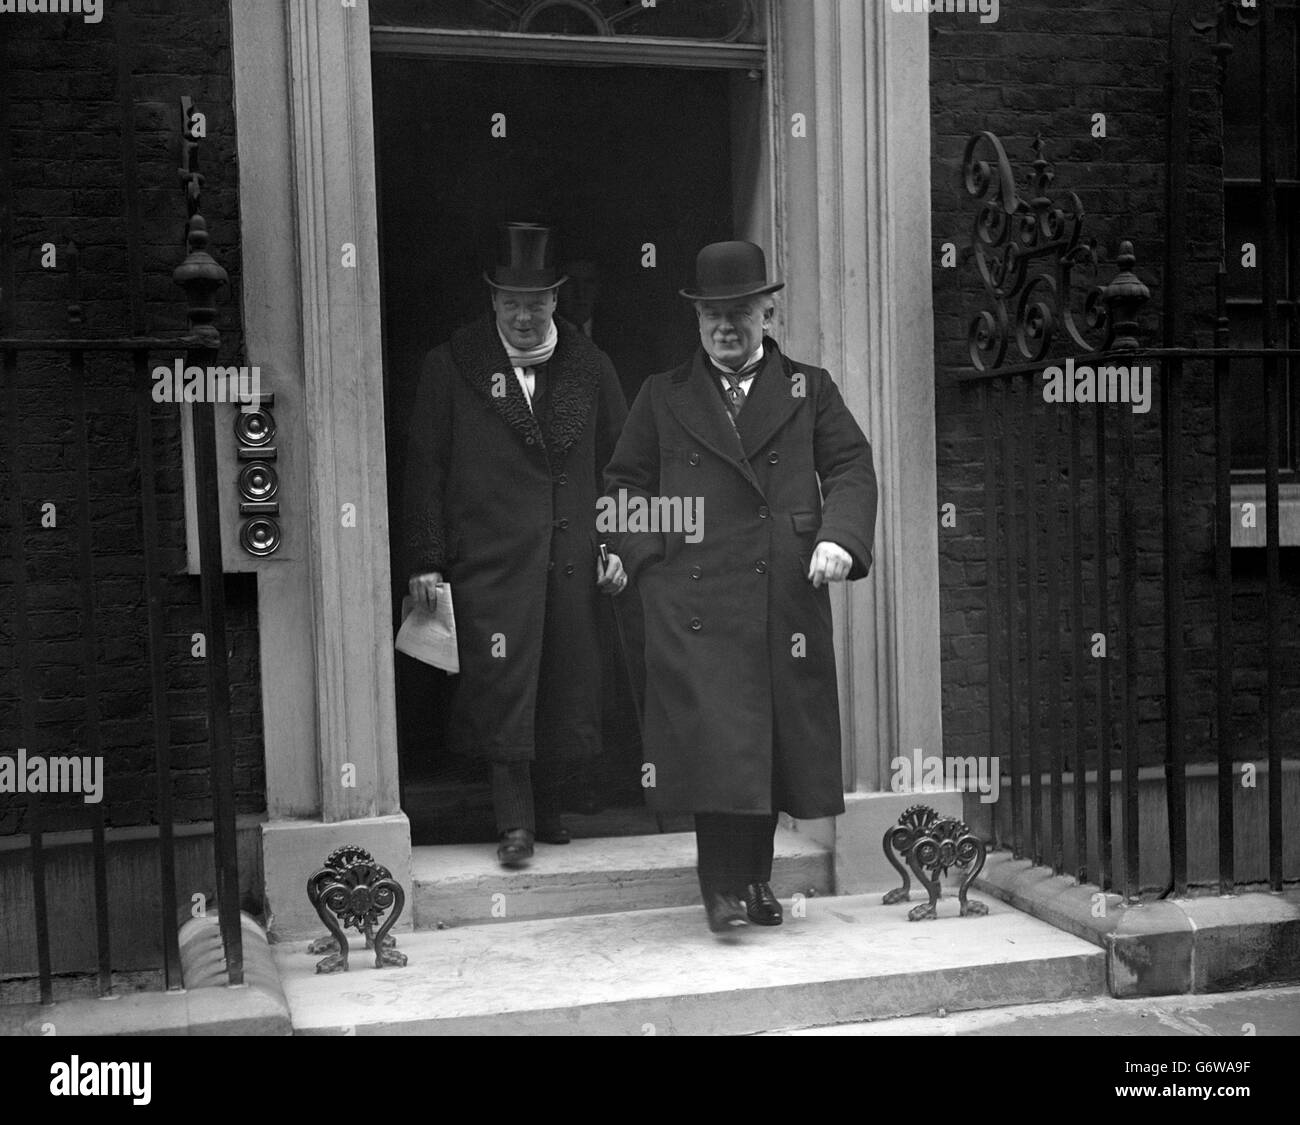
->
xmin=373 ymin=58 xmax=741 ymax=844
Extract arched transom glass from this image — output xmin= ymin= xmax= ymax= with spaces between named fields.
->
xmin=369 ymin=0 xmax=763 ymax=43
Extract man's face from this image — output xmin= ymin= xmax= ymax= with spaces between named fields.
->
xmin=696 ymin=297 xmax=770 ymax=368
xmin=493 ymin=288 xmax=558 ymax=349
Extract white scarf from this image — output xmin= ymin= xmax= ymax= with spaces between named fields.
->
xmin=498 ymin=319 xmax=558 ymax=370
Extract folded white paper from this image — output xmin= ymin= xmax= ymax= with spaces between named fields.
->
xmin=395 ymin=588 xmax=459 ymax=673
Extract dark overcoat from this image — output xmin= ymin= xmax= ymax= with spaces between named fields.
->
xmin=403 ymin=314 xmax=627 ymax=763
xmin=602 ymin=338 xmax=877 ymax=818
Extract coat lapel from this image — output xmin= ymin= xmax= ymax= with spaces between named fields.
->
xmin=451 ymin=314 xmax=543 ymax=447
xmin=666 ymin=350 xmax=761 ymax=492
xmin=449 ymin=315 xmax=601 ymax=471
xmin=543 ymin=322 xmax=604 ymax=463
xmin=734 ymin=338 xmax=805 ymax=459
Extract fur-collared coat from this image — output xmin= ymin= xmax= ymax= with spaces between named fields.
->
xmin=403 ymin=314 xmax=627 ymax=762
xmin=602 ymin=338 xmax=877 ymax=818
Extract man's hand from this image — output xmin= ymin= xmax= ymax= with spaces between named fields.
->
xmin=596 ymin=552 xmax=627 ymax=595
xmin=409 ymin=571 xmax=443 ymax=612
xmin=808 ymin=542 xmax=852 ymax=588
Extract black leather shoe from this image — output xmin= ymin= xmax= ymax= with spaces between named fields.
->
xmin=497 ymin=828 xmax=534 ymax=867
xmin=702 ymin=889 xmax=749 ymax=933
xmin=535 ymin=822 xmax=571 ymax=845
xmin=744 ymin=882 xmax=783 ymax=925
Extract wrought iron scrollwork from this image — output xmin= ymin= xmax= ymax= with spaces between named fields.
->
xmin=881 ymin=804 xmax=988 ymax=921
xmin=881 ymin=804 xmax=935 ymax=905
xmin=306 ymin=845 xmax=408 ymax=973
xmin=962 ymin=132 xmax=1109 ymax=372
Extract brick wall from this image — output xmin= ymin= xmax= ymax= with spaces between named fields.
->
xmin=928 ymin=1 xmax=1299 ymax=784
xmin=0 ymin=0 xmax=264 ymax=834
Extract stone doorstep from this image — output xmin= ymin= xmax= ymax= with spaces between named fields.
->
xmin=974 ymin=852 xmax=1300 ymax=998
xmin=3 ymin=881 xmax=1107 ymax=1036
xmin=274 ymin=891 xmax=1106 ymax=1036
xmin=410 ymin=827 xmax=833 ymax=929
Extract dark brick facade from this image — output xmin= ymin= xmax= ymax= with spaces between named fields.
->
xmin=929 ymin=3 xmax=1299 ymax=789
xmin=0 ymin=0 xmax=264 ymax=834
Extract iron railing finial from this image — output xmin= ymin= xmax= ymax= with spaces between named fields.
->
xmin=172 ymin=97 xmax=226 ymax=348
xmin=1101 ymin=241 xmax=1150 ymax=352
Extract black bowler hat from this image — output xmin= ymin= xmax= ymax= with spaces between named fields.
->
xmin=484 ymin=222 xmax=568 ymax=292
xmin=679 ymin=240 xmax=784 ymax=301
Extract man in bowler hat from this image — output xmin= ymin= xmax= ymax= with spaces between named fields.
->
xmin=404 ymin=223 xmax=629 ymax=866
xmin=603 ymin=240 xmax=878 ymax=932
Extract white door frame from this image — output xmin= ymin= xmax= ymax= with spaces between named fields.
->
xmin=229 ymin=1 xmax=944 ymax=933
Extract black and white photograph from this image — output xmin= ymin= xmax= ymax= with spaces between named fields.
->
xmin=0 ymin=0 xmax=1297 ymax=1076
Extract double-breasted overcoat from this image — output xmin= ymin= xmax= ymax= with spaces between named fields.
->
xmin=403 ymin=313 xmax=627 ymax=763
xmin=602 ymin=338 xmax=877 ymax=818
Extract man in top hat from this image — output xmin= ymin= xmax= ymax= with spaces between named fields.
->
xmin=404 ymin=222 xmax=629 ymax=866
xmin=602 ymin=240 xmax=878 ymax=932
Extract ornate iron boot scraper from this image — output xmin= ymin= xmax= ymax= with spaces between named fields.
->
xmin=882 ymin=804 xmax=988 ymax=921
xmin=306 ymin=845 xmax=408 ymax=972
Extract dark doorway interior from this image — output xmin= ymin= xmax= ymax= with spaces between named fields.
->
xmin=373 ymin=58 xmax=734 ymax=844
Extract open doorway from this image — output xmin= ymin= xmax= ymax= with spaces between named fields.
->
xmin=373 ymin=58 xmax=739 ymax=844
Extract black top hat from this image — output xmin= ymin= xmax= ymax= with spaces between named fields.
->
xmin=484 ymin=222 xmax=568 ymax=292
xmin=679 ymin=240 xmax=784 ymax=301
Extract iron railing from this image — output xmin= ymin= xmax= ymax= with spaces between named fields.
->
xmin=0 ymin=104 xmax=243 ymax=999
xmin=957 ymin=0 xmax=1297 ymax=898
xmin=966 ymin=307 xmax=1300 ymax=897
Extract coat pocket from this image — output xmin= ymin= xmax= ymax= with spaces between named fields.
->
xmin=790 ymin=510 xmax=821 ymax=535
xmin=791 ymin=510 xmax=821 ymax=577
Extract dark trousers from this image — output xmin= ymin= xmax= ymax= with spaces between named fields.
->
xmin=695 ymin=812 xmax=779 ymax=894
xmin=695 ymin=748 xmax=784 ymax=894
xmin=492 ymin=760 xmax=564 ymax=835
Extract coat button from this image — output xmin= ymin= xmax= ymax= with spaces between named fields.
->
xmin=690 ymin=565 xmax=702 ymax=580
xmin=768 ymin=451 xmax=780 ymax=464
xmin=688 ymin=452 xmax=700 ymax=466
xmin=564 ymin=564 xmax=575 ymax=576
xmin=548 ymin=560 xmax=555 ymax=571
xmin=755 ymin=560 xmax=767 ymax=574
xmin=558 ymin=518 xmax=569 ymax=530
xmin=689 ymin=617 xmax=702 ymax=631
xmin=556 ymin=473 xmax=568 ymax=485
xmin=758 ymin=505 xmax=770 ymax=519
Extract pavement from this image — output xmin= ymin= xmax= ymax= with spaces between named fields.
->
xmin=777 ymin=984 xmax=1300 ymax=1036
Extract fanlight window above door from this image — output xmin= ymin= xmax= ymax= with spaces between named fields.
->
xmin=369 ymin=0 xmax=762 ymax=42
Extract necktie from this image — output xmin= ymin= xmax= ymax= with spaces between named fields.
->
xmin=722 ymin=372 xmax=746 ymax=425
xmin=719 ymin=358 xmax=762 ymax=427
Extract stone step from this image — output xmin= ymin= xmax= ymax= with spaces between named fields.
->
xmin=274 ymin=890 xmax=1107 ymax=1035
xmin=411 ymin=827 xmax=833 ymax=929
